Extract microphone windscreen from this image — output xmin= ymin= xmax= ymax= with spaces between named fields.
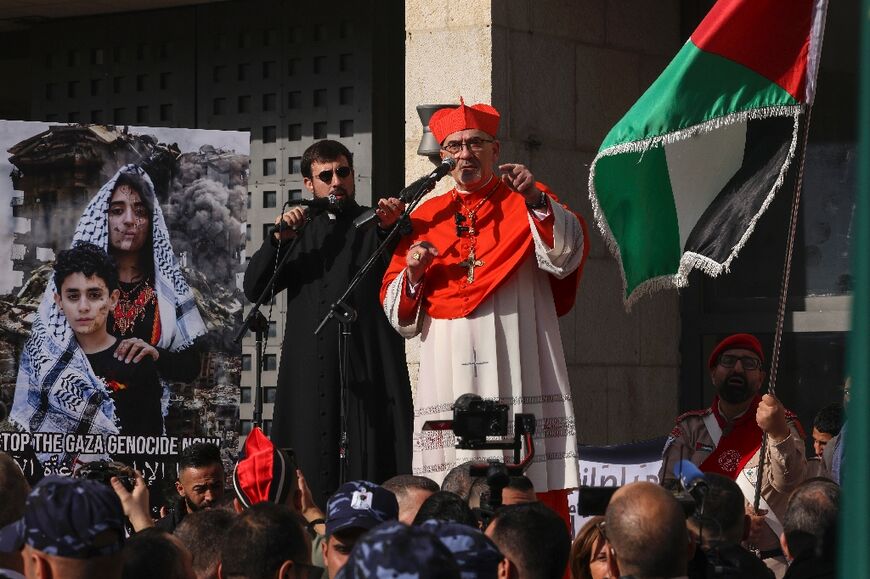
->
xmin=675 ymin=459 xmax=706 ymax=490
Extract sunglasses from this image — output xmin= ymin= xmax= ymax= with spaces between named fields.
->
xmin=316 ymin=166 xmax=352 ymax=183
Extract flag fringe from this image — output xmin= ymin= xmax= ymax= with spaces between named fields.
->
xmin=588 ymin=106 xmax=803 ymax=310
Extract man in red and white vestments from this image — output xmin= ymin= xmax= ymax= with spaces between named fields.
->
xmin=380 ymin=100 xmax=589 ymax=512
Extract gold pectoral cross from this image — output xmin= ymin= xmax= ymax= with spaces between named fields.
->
xmin=459 ymin=247 xmax=485 ymax=283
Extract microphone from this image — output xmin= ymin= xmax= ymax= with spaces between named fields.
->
xmin=675 ymin=459 xmax=709 ymax=508
xmin=426 ymin=157 xmax=457 ymax=181
xmin=270 ymin=194 xmax=340 ymax=240
xmin=353 ymin=158 xmax=457 ymax=230
xmin=286 ymin=193 xmax=340 ymax=211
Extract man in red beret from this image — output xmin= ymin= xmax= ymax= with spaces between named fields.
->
xmin=380 ymin=100 xmax=589 ymax=512
xmin=658 ymin=333 xmax=807 ymax=576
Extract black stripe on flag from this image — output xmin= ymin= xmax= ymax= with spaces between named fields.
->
xmin=685 ymin=115 xmax=796 ymax=264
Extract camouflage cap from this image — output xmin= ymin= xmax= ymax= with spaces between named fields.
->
xmin=0 ymin=476 xmax=125 ymax=559
xmin=326 ymin=480 xmax=399 ymax=536
xmin=336 ymin=521 xmax=461 ymax=579
xmin=420 ymin=520 xmax=503 ymax=579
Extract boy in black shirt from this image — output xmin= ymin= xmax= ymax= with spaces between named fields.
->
xmin=54 ymin=243 xmax=163 ymax=436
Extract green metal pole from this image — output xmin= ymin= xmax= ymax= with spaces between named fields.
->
xmin=839 ymin=0 xmax=870 ymax=576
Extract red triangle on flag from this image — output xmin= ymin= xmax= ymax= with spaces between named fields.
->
xmin=691 ymin=0 xmax=815 ymax=102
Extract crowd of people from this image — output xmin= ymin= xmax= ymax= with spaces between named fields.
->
xmin=0 ymin=414 xmax=843 ymax=579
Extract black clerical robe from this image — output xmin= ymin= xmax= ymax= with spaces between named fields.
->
xmin=243 ymin=203 xmax=413 ymax=507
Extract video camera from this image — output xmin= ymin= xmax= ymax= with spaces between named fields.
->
xmin=423 ymin=394 xmax=536 ymax=519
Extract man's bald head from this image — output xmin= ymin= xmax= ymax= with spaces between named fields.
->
xmin=605 ymin=482 xmax=689 ymax=578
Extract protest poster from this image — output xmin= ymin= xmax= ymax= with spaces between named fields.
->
xmin=0 ymin=121 xmax=248 ymax=510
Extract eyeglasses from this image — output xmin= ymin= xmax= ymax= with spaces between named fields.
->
xmin=316 ymin=166 xmax=352 ymax=183
xmin=440 ymin=138 xmax=495 ymax=155
xmin=718 ymin=354 xmax=762 ymax=370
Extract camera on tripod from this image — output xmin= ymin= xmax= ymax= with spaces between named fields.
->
xmin=423 ymin=394 xmax=537 ymax=517
xmin=452 ymin=393 xmax=510 ymax=448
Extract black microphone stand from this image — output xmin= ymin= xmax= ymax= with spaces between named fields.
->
xmin=234 ymin=204 xmax=317 ymax=428
xmin=314 ymin=170 xmax=446 ymax=484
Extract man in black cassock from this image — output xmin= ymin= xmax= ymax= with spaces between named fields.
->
xmin=243 ymin=140 xmax=412 ymax=508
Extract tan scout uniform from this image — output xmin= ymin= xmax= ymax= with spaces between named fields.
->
xmin=659 ymin=404 xmax=807 ymax=570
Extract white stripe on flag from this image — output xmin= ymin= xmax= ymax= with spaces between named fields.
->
xmin=664 ymin=120 xmax=747 ymax=249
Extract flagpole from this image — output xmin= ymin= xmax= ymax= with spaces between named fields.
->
xmin=752 ymin=103 xmax=813 ymax=510
xmin=753 ymin=0 xmax=830 ymax=509
xmin=839 ymin=1 xmax=870 ymax=575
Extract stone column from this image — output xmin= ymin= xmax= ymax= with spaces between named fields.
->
xmin=404 ymin=0 xmax=685 ymax=443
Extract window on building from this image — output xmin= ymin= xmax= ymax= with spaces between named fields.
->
xmin=339 ymin=20 xmax=353 ymax=39
xmin=264 ymin=354 xmax=277 ymax=371
xmin=238 ymin=95 xmax=251 ymax=114
xmin=339 ymin=54 xmax=353 ymax=72
xmin=264 ymin=29 xmax=278 ymax=47
xmin=288 ymin=157 xmax=301 ymax=174
xmin=313 ymin=122 xmax=327 ymax=139
xmin=242 ymin=354 xmax=252 ymax=371
xmin=313 ymin=56 xmax=327 ymax=74
xmin=263 ymin=159 xmax=276 ymax=176
xmin=288 ymin=58 xmax=300 ymax=76
xmin=339 ymin=86 xmax=354 ymax=106
xmin=240 ymin=419 xmax=253 ymax=435
xmin=288 ymin=91 xmax=302 ymax=109
xmin=240 ymin=388 xmax=252 ymax=404
xmin=313 ymin=89 xmax=327 ymax=107
xmin=238 ymin=62 xmax=251 ymax=81
xmin=340 ymin=120 xmax=354 ymax=137
xmin=263 ymin=61 xmax=276 ymax=79
xmin=263 ymin=93 xmax=277 ymax=112
xmin=160 ymin=104 xmax=173 ymax=122
xmin=263 ymin=190 xmax=277 ymax=208
xmin=263 ymin=126 xmax=277 ymax=143
xmin=288 ymin=124 xmax=302 ymax=141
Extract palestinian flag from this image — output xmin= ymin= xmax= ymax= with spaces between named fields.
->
xmin=588 ymin=0 xmax=828 ymax=305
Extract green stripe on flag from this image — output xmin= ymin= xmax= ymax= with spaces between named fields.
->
xmin=594 ymin=146 xmax=681 ymax=295
xmin=601 ymin=41 xmax=800 ymax=150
